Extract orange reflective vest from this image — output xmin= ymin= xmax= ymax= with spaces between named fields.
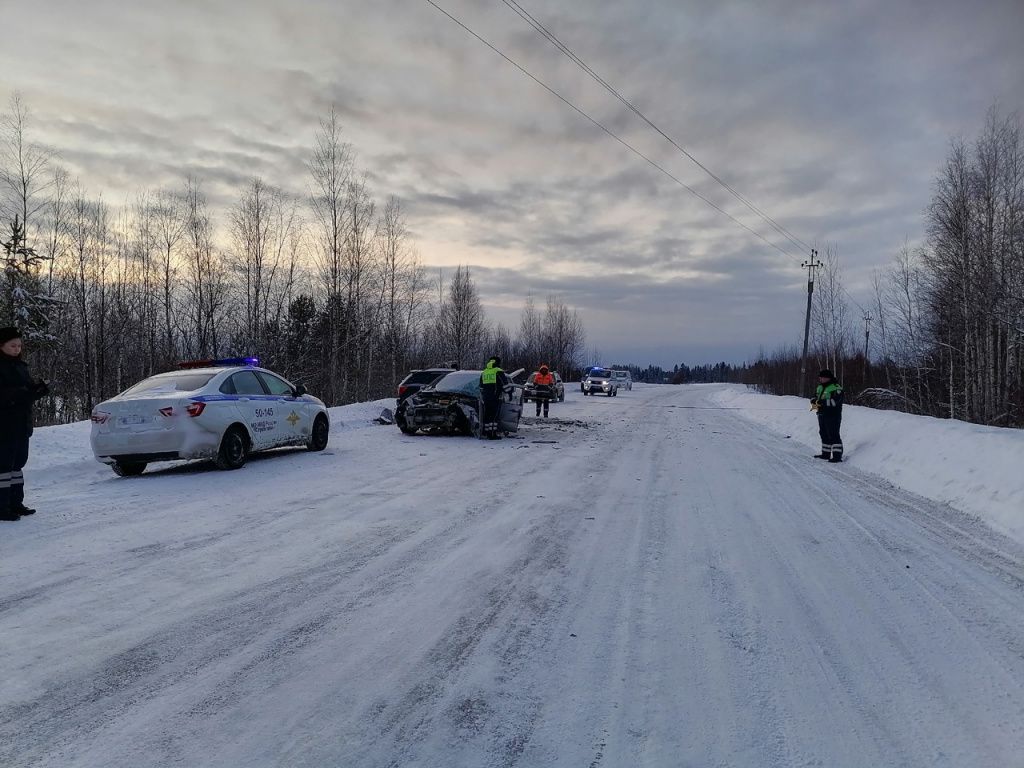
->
xmin=535 ymin=372 xmax=554 ymax=386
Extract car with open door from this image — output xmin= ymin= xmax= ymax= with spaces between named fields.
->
xmin=394 ymin=369 xmax=523 ymax=437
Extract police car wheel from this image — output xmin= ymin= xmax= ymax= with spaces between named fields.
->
xmin=215 ymin=426 xmax=249 ymax=470
xmin=111 ymin=461 xmax=146 ymax=477
xmin=307 ymin=414 xmax=330 ymax=451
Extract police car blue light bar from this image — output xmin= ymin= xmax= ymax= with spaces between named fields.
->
xmin=178 ymin=356 xmax=260 ymax=369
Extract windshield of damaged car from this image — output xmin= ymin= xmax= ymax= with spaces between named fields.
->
xmin=121 ymin=372 xmax=217 ymax=396
xmin=430 ymin=371 xmax=481 ymax=395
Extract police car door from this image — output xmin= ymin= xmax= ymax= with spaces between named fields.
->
xmin=228 ymin=369 xmax=276 ymax=449
xmin=255 ymin=371 xmax=307 ymax=446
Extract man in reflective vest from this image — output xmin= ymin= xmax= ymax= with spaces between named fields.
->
xmin=479 ymin=356 xmax=509 ymax=439
xmin=811 ymin=368 xmax=844 ymax=462
xmin=533 ymin=364 xmax=555 ymax=418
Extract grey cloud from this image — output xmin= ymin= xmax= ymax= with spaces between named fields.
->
xmin=2 ymin=0 xmax=1021 ymax=366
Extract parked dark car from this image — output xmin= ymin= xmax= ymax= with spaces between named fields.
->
xmin=523 ymin=371 xmax=565 ymax=403
xmin=396 ymin=367 xmax=456 ymax=405
xmin=395 ymin=370 xmax=523 ymax=437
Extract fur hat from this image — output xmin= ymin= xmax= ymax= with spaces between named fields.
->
xmin=0 ymin=326 xmax=22 ymax=345
xmin=818 ymin=369 xmax=834 ymax=379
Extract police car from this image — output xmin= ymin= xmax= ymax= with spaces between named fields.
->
xmin=90 ymin=357 xmax=330 ymax=475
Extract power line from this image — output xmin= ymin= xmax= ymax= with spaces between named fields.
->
xmin=498 ymin=0 xmax=813 ymax=256
xmin=422 ymin=0 xmax=800 ymax=260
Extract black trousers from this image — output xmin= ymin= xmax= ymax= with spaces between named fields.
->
xmin=481 ymin=388 xmax=500 ymax=434
xmin=0 ymin=431 xmax=30 ymax=511
xmin=817 ymin=412 xmax=843 ymax=457
xmin=535 ymin=398 xmax=549 ymax=416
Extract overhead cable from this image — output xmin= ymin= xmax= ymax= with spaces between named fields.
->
xmin=423 ymin=0 xmax=799 ymax=260
xmin=499 ymin=0 xmax=813 ymax=256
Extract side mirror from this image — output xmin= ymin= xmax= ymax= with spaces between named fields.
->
xmin=293 ymin=383 xmax=307 ymax=397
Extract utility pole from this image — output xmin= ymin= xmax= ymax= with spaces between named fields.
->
xmin=799 ymin=250 xmax=822 ymax=397
xmin=862 ymin=313 xmax=871 ymax=382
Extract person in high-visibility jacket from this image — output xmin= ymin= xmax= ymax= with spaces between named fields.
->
xmin=479 ymin=356 xmax=510 ymax=439
xmin=532 ymin=364 xmax=555 ymax=418
xmin=811 ymin=369 xmax=844 ymax=462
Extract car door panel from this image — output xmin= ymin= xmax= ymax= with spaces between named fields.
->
xmin=256 ymin=371 xmax=306 ymax=446
xmin=229 ymin=370 xmax=276 ymax=449
xmin=499 ymin=385 xmax=523 ymax=432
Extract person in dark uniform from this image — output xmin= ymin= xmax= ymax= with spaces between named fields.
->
xmin=532 ymin=364 xmax=555 ymax=418
xmin=0 ymin=327 xmax=48 ymax=521
xmin=811 ymin=368 xmax=844 ymax=463
xmin=479 ymin=355 xmax=509 ymax=440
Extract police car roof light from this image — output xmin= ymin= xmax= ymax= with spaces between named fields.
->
xmin=178 ymin=356 xmax=260 ymax=369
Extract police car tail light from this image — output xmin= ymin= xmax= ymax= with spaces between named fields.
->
xmin=159 ymin=406 xmax=174 ymax=417
xmin=91 ymin=410 xmax=110 ymax=424
xmin=185 ymin=402 xmax=206 ymax=417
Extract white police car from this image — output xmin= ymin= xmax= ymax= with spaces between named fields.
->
xmin=90 ymin=357 xmax=330 ymax=475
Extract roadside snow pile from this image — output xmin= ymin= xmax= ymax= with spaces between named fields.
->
xmin=707 ymin=385 xmax=1024 ymax=543
xmin=325 ymin=398 xmax=395 ymax=431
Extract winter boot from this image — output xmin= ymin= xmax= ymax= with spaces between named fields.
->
xmin=815 ymin=452 xmax=831 ymax=460
xmin=828 ymin=455 xmax=843 ymax=463
xmin=13 ymin=504 xmax=35 ymax=516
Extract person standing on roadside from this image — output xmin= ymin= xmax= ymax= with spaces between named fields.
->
xmin=479 ymin=355 xmax=509 ymax=440
xmin=811 ymin=368 xmax=844 ymax=463
xmin=532 ymin=364 xmax=555 ymax=418
xmin=0 ymin=327 xmax=49 ymax=521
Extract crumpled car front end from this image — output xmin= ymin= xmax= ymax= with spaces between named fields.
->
xmin=402 ymin=391 xmax=480 ymax=436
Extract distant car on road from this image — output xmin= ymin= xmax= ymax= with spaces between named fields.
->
xmin=582 ymin=368 xmax=619 ymax=397
xmin=524 ymin=371 xmax=565 ymax=403
xmin=396 ymin=370 xmax=523 ymax=437
xmin=397 ymin=367 xmax=456 ymax=405
xmin=90 ymin=358 xmax=330 ymax=475
xmin=611 ymin=370 xmax=633 ymax=391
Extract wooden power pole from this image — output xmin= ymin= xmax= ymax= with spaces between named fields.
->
xmin=799 ymin=251 xmax=822 ymax=397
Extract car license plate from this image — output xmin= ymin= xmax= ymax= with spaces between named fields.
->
xmin=118 ymin=415 xmax=147 ymax=426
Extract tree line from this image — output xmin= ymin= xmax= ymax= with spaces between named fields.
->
xmin=0 ymin=96 xmax=586 ymax=424
xmin=744 ymin=107 xmax=1024 ymax=427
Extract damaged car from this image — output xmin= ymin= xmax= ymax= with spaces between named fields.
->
xmin=395 ymin=369 xmax=523 ymax=437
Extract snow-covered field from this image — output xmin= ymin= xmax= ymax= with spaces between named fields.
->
xmin=3 ymin=383 xmax=1024 ymax=767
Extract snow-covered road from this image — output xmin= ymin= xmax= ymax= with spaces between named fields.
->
xmin=3 ymin=384 xmax=1024 ymax=767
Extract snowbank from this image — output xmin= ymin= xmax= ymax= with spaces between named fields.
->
xmin=707 ymin=385 xmax=1024 ymax=543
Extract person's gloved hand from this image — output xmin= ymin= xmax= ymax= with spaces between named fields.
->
xmin=32 ymin=380 xmax=50 ymax=398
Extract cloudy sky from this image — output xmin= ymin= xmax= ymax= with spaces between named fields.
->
xmin=3 ymin=0 xmax=1022 ymax=366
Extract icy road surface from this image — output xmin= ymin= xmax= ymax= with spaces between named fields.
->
xmin=2 ymin=384 xmax=1024 ymax=767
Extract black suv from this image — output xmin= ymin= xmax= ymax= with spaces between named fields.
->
xmin=397 ymin=368 xmax=455 ymax=405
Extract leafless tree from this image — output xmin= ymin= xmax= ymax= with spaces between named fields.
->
xmin=436 ymin=265 xmax=487 ymax=369
xmin=0 ymin=93 xmax=54 ymax=242
xmin=309 ymin=108 xmax=353 ymax=405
